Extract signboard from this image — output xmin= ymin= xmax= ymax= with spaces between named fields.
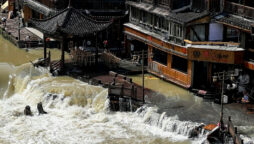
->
xmin=188 ymin=47 xmax=244 ymax=64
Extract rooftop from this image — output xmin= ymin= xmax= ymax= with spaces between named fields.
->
xmin=21 ymin=0 xmax=58 ymax=17
xmin=215 ymin=14 xmax=254 ymax=32
xmin=126 ymin=1 xmax=209 ymax=24
xmin=30 ymin=7 xmax=112 ymax=37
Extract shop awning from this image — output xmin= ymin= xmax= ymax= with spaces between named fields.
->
xmin=187 ymin=44 xmax=244 ymax=64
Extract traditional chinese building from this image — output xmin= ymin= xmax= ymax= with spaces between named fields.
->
xmin=19 ymin=0 xmax=127 ymax=51
xmin=29 ymin=6 xmax=111 ymax=72
xmin=216 ymin=0 xmax=254 ymax=83
xmin=124 ymin=0 xmax=247 ymax=89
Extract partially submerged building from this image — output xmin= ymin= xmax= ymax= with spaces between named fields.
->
xmin=124 ymin=0 xmax=250 ymax=89
xmin=29 ymin=7 xmax=112 ymax=72
xmin=19 ymin=0 xmax=127 ymax=51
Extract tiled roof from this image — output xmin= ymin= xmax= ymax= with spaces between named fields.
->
xmin=22 ymin=0 xmax=58 ymax=17
xmin=82 ymin=9 xmax=128 ymax=21
xmin=30 ymin=7 xmax=112 ymax=37
xmin=166 ymin=10 xmax=210 ymax=24
xmin=215 ymin=14 xmax=254 ymax=31
xmin=126 ymin=1 xmax=209 ymax=24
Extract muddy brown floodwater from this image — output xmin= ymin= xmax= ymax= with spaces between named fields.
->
xmin=130 ymin=74 xmax=254 ymax=141
xmin=0 ymin=34 xmax=253 ymax=143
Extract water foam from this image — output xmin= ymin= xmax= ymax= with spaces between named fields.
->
xmin=0 ymin=64 xmax=209 ymax=144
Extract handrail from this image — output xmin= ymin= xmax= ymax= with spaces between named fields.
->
xmin=184 ymin=39 xmax=240 ymax=46
xmin=228 ymin=117 xmax=243 ymax=144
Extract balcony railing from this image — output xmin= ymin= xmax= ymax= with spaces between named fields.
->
xmin=224 ymin=1 xmax=254 ymax=19
xmin=184 ymin=39 xmax=240 ymax=46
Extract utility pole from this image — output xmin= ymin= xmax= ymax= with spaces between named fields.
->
xmin=213 ymin=70 xmax=236 ymax=142
xmin=219 ymin=71 xmax=225 ymax=131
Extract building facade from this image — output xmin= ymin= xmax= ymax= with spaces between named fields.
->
xmin=124 ymin=0 xmax=250 ymax=89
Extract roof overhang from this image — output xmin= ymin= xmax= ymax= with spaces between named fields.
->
xmin=215 ymin=14 xmax=253 ymax=33
xmin=22 ymin=0 xmax=58 ymax=17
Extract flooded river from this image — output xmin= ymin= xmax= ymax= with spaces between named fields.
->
xmin=0 ymin=35 xmax=253 ymax=143
xmin=130 ymin=74 xmax=254 ymax=143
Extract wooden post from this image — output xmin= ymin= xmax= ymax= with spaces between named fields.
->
xmin=108 ymin=84 xmax=111 ymax=95
xmin=142 ymin=49 xmax=145 ymax=103
xmin=120 ymin=84 xmax=124 ymax=98
xmin=131 ymin=84 xmax=135 ymax=99
xmin=43 ymin=35 xmax=47 ymax=59
xmin=17 ymin=0 xmax=20 ymax=41
xmin=135 ymin=88 xmax=137 ymax=100
xmin=95 ymin=32 xmax=98 ymax=66
xmin=61 ymin=37 xmax=66 ymax=69
xmin=227 ymin=116 xmax=231 ymax=132
xmin=48 ymin=51 xmax=51 ymax=66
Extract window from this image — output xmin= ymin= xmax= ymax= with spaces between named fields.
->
xmin=131 ymin=7 xmax=139 ymax=20
xmin=154 ymin=16 xmax=159 ymax=27
xmin=152 ymin=48 xmax=168 ymax=65
xmin=158 ymin=0 xmax=170 ymax=6
xmin=190 ymin=24 xmax=205 ymax=41
xmin=162 ymin=19 xmax=169 ymax=31
xmin=147 ymin=13 xmax=153 ymax=25
xmin=171 ymin=55 xmax=188 ymax=73
xmin=158 ymin=17 xmax=163 ymax=28
xmin=172 ymin=0 xmax=190 ymax=10
xmin=226 ymin=27 xmax=240 ymax=42
xmin=142 ymin=11 xmax=147 ymax=23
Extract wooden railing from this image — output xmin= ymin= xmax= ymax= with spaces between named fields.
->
xmin=50 ymin=59 xmax=63 ymax=72
xmin=109 ymin=84 xmax=137 ymax=100
xmin=100 ymin=51 xmax=121 ymax=68
xmin=70 ymin=48 xmax=96 ymax=66
xmin=227 ymin=117 xmax=243 ymax=144
xmin=184 ymin=39 xmax=240 ymax=46
xmin=225 ymin=1 xmax=254 ymax=19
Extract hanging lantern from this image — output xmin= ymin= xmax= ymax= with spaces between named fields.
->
xmin=213 ymin=75 xmax=218 ymax=82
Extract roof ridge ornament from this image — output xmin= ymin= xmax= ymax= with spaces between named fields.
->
xmin=68 ymin=0 xmax=72 ymax=8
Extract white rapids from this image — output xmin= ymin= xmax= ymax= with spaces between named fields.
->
xmin=0 ymin=63 xmax=251 ymax=144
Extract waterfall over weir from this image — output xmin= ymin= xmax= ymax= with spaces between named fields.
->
xmin=0 ymin=63 xmax=212 ymax=144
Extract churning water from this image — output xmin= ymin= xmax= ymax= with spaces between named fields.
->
xmin=0 ymin=35 xmax=253 ymax=143
xmin=0 ymin=63 xmax=211 ymax=144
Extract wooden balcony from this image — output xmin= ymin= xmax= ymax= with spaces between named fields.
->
xmin=224 ymin=1 xmax=254 ymax=19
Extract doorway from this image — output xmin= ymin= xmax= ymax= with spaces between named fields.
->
xmin=193 ymin=61 xmax=209 ymax=89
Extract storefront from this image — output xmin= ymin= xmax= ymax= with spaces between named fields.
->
xmin=124 ymin=23 xmax=192 ymax=88
xmin=187 ymin=45 xmax=244 ymax=89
